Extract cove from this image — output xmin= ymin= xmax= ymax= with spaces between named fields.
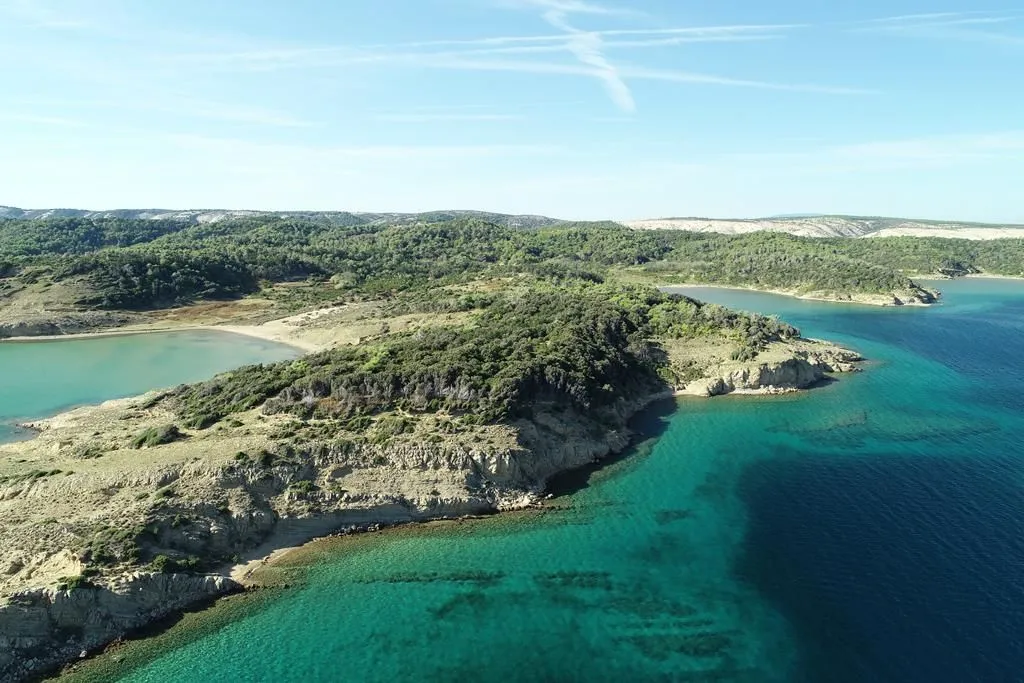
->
xmin=60 ymin=279 xmax=1024 ymax=683
xmin=0 ymin=331 xmax=299 ymax=443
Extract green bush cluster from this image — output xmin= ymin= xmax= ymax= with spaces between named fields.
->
xmin=131 ymin=424 xmax=183 ymax=449
xmin=80 ymin=524 xmax=144 ymax=566
xmin=170 ymin=284 xmax=797 ymax=428
xmin=56 ymin=574 xmax=96 ymax=592
xmin=150 ymin=554 xmax=202 ymax=573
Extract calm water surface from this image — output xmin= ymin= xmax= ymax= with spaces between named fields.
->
xmin=0 ymin=331 xmax=298 ymax=442
xmin=60 ymin=279 xmax=1024 ymax=682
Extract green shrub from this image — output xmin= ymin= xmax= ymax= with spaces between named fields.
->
xmin=57 ymin=575 xmax=96 ymax=592
xmin=131 ymin=424 xmax=183 ymax=449
xmin=150 ymin=554 xmax=202 ymax=573
xmin=288 ymin=479 xmax=318 ymax=494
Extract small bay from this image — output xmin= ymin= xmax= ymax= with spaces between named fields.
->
xmin=0 ymin=331 xmax=299 ymax=443
xmin=58 ymin=279 xmax=1024 ymax=682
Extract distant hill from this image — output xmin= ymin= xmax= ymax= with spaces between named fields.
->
xmin=0 ymin=207 xmax=562 ymax=230
xmin=624 ymin=215 xmax=1024 ymax=240
xmin=5 ymin=207 xmax=1023 ymax=240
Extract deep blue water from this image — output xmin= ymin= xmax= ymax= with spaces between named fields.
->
xmin=60 ymin=278 xmax=1024 ymax=683
xmin=690 ymin=280 xmax=1024 ymax=682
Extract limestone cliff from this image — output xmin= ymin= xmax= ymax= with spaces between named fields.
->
xmin=0 ymin=574 xmax=232 ymax=680
xmin=678 ymin=342 xmax=863 ymax=397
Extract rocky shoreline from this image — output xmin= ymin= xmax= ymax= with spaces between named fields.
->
xmin=0 ymin=346 xmax=860 ymax=682
xmin=0 ymin=299 xmax=863 ymax=682
xmin=0 ymin=389 xmax=668 ymax=681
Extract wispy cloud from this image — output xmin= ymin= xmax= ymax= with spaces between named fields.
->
xmin=162 ymin=17 xmax=859 ymax=106
xmin=171 ymin=100 xmax=314 ymax=127
xmin=860 ymin=11 xmax=994 ymax=24
xmin=831 ymin=131 xmax=1024 ymax=162
xmin=4 ymin=0 xmax=866 ymax=134
xmin=371 ymin=23 xmax=799 ymax=49
xmin=10 ymin=97 xmax=313 ymax=128
xmin=854 ymin=11 xmax=1024 ymax=45
xmin=531 ymin=0 xmax=636 ymax=112
xmin=0 ymin=113 xmax=90 ymax=128
xmin=498 ymin=0 xmax=631 ymax=16
xmin=717 ymin=130 xmax=1024 ymax=173
xmin=169 ymin=24 xmax=794 ymax=68
xmin=621 ymin=66 xmax=876 ymax=95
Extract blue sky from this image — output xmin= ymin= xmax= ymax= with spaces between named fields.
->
xmin=2 ymin=0 xmax=1022 ymax=221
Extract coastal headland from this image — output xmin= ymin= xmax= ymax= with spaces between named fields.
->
xmin=0 ymin=284 xmax=861 ymax=682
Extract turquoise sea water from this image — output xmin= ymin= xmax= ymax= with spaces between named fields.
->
xmin=56 ymin=279 xmax=1024 ymax=682
xmin=0 ymin=331 xmax=298 ymax=442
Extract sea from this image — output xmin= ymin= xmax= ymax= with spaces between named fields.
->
xmin=12 ymin=279 xmax=1024 ymax=683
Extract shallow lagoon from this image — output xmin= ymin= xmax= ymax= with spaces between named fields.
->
xmin=53 ymin=279 xmax=1024 ymax=682
xmin=0 ymin=330 xmax=298 ymax=443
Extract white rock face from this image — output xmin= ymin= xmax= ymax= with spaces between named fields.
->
xmin=625 ymin=216 xmax=1024 ymax=240
xmin=679 ymin=346 xmax=862 ymax=397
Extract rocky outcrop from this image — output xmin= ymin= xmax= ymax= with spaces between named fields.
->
xmin=0 ymin=573 xmax=234 ymax=681
xmin=887 ymin=287 xmax=939 ymax=306
xmin=700 ymin=359 xmax=821 ymax=397
xmin=681 ymin=344 xmax=862 ymax=397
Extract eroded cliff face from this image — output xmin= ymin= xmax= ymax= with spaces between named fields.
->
xmin=0 ymin=391 xmax=673 ymax=681
xmin=0 ymin=573 xmax=233 ymax=680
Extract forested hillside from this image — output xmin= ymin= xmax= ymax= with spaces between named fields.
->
xmin=2 ymin=214 xmax=1022 ymax=312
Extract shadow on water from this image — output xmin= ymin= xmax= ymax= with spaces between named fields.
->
xmin=545 ymin=397 xmax=677 ymax=498
xmin=735 ymin=450 xmax=1024 ymax=683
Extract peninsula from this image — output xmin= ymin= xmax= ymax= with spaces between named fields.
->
xmin=4 ymin=208 xmax=1023 ymax=680
xmin=0 ymin=280 xmax=859 ymax=681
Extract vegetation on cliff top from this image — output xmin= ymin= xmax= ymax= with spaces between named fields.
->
xmin=171 ymin=283 xmax=798 ymax=429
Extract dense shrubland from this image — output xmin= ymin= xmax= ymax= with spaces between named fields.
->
xmin=12 ymin=214 xmax=1022 ymax=309
xmin=171 ymin=284 xmax=798 ymax=429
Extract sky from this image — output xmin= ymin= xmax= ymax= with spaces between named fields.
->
xmin=1 ymin=0 xmax=1023 ymax=222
